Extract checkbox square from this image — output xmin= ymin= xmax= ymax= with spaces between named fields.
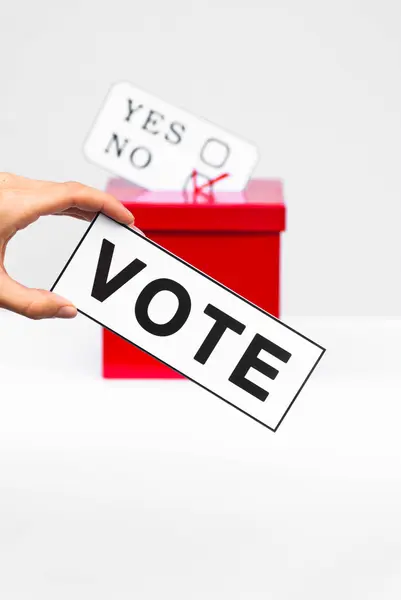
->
xmin=200 ymin=138 xmax=230 ymax=169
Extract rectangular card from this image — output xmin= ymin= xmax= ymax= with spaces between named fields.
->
xmin=52 ymin=214 xmax=325 ymax=431
xmin=83 ymin=82 xmax=259 ymax=192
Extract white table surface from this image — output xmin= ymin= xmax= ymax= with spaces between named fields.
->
xmin=0 ymin=312 xmax=400 ymax=600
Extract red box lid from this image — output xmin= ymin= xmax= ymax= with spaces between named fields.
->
xmin=106 ymin=178 xmax=285 ymax=233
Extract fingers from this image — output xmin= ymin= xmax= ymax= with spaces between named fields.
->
xmin=0 ymin=172 xmax=49 ymax=189
xmin=56 ymin=207 xmax=141 ymax=226
xmin=41 ymin=182 xmax=134 ymax=225
xmin=0 ymin=273 xmax=77 ymax=320
xmin=0 ymin=174 xmax=133 ymax=321
xmin=1 ymin=179 xmax=134 ymax=233
xmin=54 ymin=208 xmax=94 ymax=222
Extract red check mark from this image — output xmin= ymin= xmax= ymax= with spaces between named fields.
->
xmin=190 ymin=170 xmax=230 ymax=202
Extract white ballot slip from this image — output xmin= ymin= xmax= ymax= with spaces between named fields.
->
xmin=52 ymin=214 xmax=325 ymax=431
xmin=83 ymin=82 xmax=259 ymax=192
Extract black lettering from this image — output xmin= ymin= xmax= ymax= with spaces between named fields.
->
xmin=104 ymin=133 xmax=129 ymax=157
xmin=135 ymin=278 xmax=191 ymax=336
xmin=142 ymin=109 xmax=165 ymax=135
xmin=229 ymin=334 xmax=291 ymax=401
xmin=91 ymin=239 xmax=146 ymax=302
xmin=125 ymin=98 xmax=143 ymax=122
xmin=165 ymin=121 xmax=185 ymax=145
xmin=194 ymin=304 xmax=245 ymax=365
xmin=129 ymin=147 xmax=152 ymax=169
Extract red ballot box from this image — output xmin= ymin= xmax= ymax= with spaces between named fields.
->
xmin=102 ymin=179 xmax=286 ymax=379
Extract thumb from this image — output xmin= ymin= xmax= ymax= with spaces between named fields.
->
xmin=0 ymin=273 xmax=77 ymax=320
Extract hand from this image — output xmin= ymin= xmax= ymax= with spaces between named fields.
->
xmin=0 ymin=173 xmax=134 ymax=320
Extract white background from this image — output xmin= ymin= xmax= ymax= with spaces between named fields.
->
xmin=0 ymin=313 xmax=400 ymax=599
xmin=0 ymin=0 xmax=400 ymax=316
xmin=0 ymin=1 xmax=401 ymax=598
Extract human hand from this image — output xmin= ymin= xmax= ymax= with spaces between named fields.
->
xmin=0 ymin=173 xmax=134 ymax=320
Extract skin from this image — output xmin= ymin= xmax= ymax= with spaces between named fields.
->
xmin=0 ymin=172 xmax=134 ymax=320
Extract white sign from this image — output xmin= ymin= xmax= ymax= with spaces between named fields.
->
xmin=83 ymin=82 xmax=259 ymax=192
xmin=52 ymin=214 xmax=325 ymax=431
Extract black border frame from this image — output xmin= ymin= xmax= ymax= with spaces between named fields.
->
xmin=51 ymin=213 xmax=326 ymax=432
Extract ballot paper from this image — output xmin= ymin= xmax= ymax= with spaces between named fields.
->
xmin=52 ymin=214 xmax=325 ymax=431
xmin=84 ymin=82 xmax=259 ymax=192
